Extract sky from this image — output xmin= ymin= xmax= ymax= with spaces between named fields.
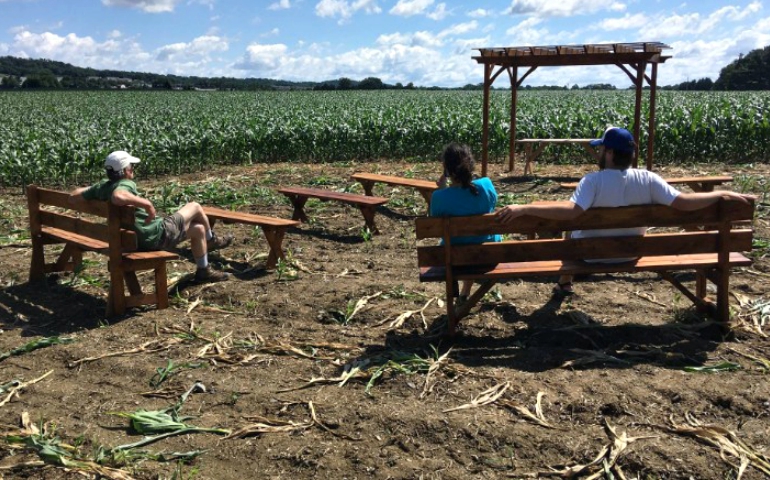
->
xmin=0 ymin=0 xmax=769 ymax=88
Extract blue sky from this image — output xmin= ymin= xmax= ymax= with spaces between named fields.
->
xmin=0 ymin=0 xmax=768 ymax=87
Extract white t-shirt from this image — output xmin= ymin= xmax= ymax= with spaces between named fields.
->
xmin=570 ymin=168 xmax=681 ymax=261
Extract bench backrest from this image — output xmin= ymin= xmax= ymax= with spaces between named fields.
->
xmin=415 ymin=199 xmax=754 ymax=269
xmin=27 ymin=185 xmax=139 ymax=252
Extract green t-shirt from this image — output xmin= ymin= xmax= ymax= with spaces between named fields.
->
xmin=82 ymin=179 xmax=164 ymax=250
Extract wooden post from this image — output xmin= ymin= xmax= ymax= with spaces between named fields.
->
xmin=26 ymin=185 xmax=46 ymax=282
xmin=632 ymin=62 xmax=645 ymax=168
xmin=481 ymin=63 xmax=492 ymax=178
xmin=508 ymin=66 xmax=518 ymax=173
xmin=646 ymin=62 xmax=658 ymax=171
xmin=716 ymin=200 xmax=732 ymax=322
xmin=107 ymin=203 xmax=126 ymax=316
xmin=442 ymin=218 xmax=457 ymax=336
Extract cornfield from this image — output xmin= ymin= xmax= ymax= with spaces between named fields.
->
xmin=1 ymin=90 xmax=769 ymax=187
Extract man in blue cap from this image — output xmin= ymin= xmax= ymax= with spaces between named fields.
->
xmin=496 ymin=126 xmax=753 ymax=295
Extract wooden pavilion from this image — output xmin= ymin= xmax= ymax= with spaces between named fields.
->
xmin=473 ymin=42 xmax=672 ymax=176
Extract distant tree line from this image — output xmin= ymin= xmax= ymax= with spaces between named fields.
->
xmin=3 ymin=46 xmax=770 ymax=91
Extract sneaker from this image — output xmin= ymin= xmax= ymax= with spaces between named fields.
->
xmin=195 ymin=266 xmax=230 ymax=283
xmin=207 ymin=232 xmax=233 ymax=252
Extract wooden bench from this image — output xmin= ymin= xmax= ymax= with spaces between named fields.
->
xmin=351 ymin=172 xmax=438 ymax=207
xmin=277 ymin=186 xmax=388 ymax=233
xmin=560 ymin=175 xmax=733 ymax=193
xmin=516 ymin=139 xmax=600 ymax=175
xmin=27 ymin=185 xmax=178 ymax=316
xmin=416 ymin=198 xmax=754 ymax=335
xmin=202 ymin=206 xmax=299 ymax=269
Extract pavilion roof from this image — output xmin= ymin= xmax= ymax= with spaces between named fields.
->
xmin=473 ymin=42 xmax=671 ymax=67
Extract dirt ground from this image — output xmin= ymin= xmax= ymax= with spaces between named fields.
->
xmin=0 ymin=160 xmax=768 ymax=480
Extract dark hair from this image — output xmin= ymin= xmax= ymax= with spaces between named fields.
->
xmin=106 ymin=167 xmax=124 ymax=182
xmin=441 ymin=142 xmax=478 ymax=195
xmin=612 ymin=148 xmax=635 ymax=169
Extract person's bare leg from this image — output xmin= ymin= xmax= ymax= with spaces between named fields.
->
xmin=187 ymin=223 xmax=207 ymax=259
xmin=555 ymin=274 xmax=574 ymax=294
xmin=175 ymin=202 xmax=211 ymax=233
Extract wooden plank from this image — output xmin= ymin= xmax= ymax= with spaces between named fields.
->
xmin=419 ymin=252 xmax=752 ymax=283
xmin=417 ymin=230 xmax=753 ymax=267
xmin=27 ymin=185 xmax=46 ymax=281
xmin=39 ymin=211 xmax=137 ymax=250
xmin=350 ymin=172 xmax=439 ymax=191
xmin=40 ymin=226 xmax=109 ymax=251
xmin=36 ymin=187 xmax=110 ymax=217
xmin=277 ymin=187 xmax=388 ymax=206
xmin=203 ymin=206 xmax=299 ymax=227
xmin=414 ymin=200 xmax=754 ymax=239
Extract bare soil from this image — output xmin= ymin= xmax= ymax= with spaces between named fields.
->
xmin=0 ymin=161 xmax=768 ymax=480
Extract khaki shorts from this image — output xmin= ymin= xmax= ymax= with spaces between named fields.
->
xmin=158 ymin=212 xmax=186 ymax=250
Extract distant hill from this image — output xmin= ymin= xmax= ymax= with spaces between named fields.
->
xmin=0 ymin=56 xmax=330 ymax=90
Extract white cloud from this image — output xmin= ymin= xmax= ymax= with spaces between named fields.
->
xmin=9 ymin=25 xmax=28 ymax=34
xmin=389 ymin=0 xmax=447 ymax=20
xmin=506 ymin=0 xmax=626 ymax=18
xmin=107 ymin=30 xmax=122 ymax=39
xmin=639 ymin=2 xmax=765 ymax=39
xmin=268 ymin=0 xmax=290 ymax=10
xmin=236 ymin=42 xmax=288 ymax=71
xmin=315 ymin=0 xmax=381 ymax=23
xmin=262 ymin=28 xmax=280 ymax=37
xmin=101 ymin=0 xmax=180 ymax=13
xmin=155 ymin=35 xmax=228 ymax=63
xmin=390 ymin=0 xmax=433 ymax=17
xmin=598 ymin=13 xmax=648 ymax=31
xmin=427 ymin=3 xmax=448 ymax=21
xmin=438 ymin=21 xmax=477 ymax=37
xmin=467 ymin=8 xmax=492 ymax=18
xmin=188 ymin=0 xmax=215 ymax=9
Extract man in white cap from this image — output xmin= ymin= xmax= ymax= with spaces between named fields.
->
xmin=69 ymin=150 xmax=232 ymax=283
xmin=496 ymin=127 xmax=753 ymax=295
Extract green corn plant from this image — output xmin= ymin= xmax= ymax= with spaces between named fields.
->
xmin=0 ymin=336 xmax=74 ymax=362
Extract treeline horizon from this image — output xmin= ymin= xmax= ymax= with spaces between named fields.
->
xmin=2 ymin=45 xmax=769 ymax=91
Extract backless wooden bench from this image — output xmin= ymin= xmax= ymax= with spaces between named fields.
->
xmin=350 ymin=172 xmax=438 ymax=207
xmin=277 ymin=186 xmax=388 ymax=233
xmin=202 ymin=206 xmax=299 ymax=269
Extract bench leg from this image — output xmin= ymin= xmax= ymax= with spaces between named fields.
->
xmin=417 ymin=188 xmax=433 ymax=209
xmin=286 ymin=195 xmax=309 ymax=222
xmin=715 ymin=267 xmax=730 ymax=322
xmin=358 ymin=205 xmax=379 ymax=234
xmin=582 ymin=143 xmax=601 ymax=162
xmin=124 ymin=271 xmax=142 ymax=296
xmin=108 ymin=261 xmax=126 ymax=317
xmin=695 ymin=269 xmax=708 ymax=314
xmin=155 ymin=262 xmax=169 ymax=309
xmin=29 ymin=236 xmax=46 ymax=282
xmin=359 ymin=180 xmax=375 ymax=196
xmin=263 ymin=226 xmax=288 ymax=270
xmin=54 ymin=243 xmax=82 ymax=273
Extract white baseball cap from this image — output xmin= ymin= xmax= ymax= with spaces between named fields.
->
xmin=105 ymin=150 xmax=141 ymax=172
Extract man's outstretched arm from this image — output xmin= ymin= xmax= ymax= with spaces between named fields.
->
xmin=496 ymin=201 xmax=584 ymax=224
xmin=670 ymin=191 xmax=754 ymax=211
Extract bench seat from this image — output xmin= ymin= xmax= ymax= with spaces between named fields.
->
xmin=420 ymin=252 xmax=752 ymax=282
xmin=202 ymin=206 xmax=298 ymax=269
xmin=277 ymin=186 xmax=388 ymax=233
xmin=351 ymin=172 xmax=438 ymax=207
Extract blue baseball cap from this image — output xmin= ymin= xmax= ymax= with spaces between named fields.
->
xmin=589 ymin=127 xmax=635 ymax=153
